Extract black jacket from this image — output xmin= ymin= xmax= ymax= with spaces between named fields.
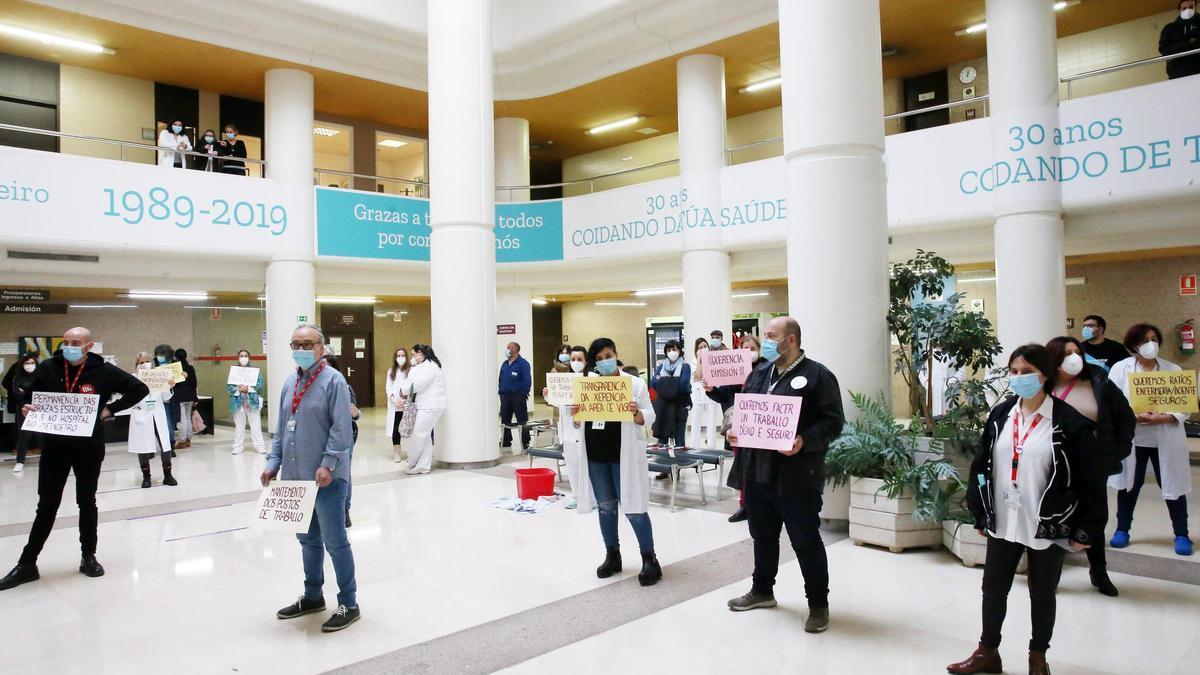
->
xmin=727 ymin=354 xmax=845 ymax=493
xmin=967 ymin=396 xmax=1107 ymax=545
xmin=1076 ymin=364 xmax=1136 ymax=476
xmin=31 ymin=351 xmax=148 ymax=445
xmin=1160 ymin=15 xmax=1200 ymax=80
xmin=2 ymin=362 xmax=35 ymax=413
xmin=217 ymin=139 xmax=248 ymax=173
xmin=173 ymin=359 xmax=199 ymax=402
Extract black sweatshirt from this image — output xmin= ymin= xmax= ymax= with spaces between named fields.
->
xmin=1159 ymin=15 xmax=1200 ymax=80
xmin=31 ymin=351 xmax=149 ymax=446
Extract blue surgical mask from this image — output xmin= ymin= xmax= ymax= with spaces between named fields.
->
xmin=709 ymin=338 xmax=722 ymax=349
xmin=62 ymin=345 xmax=85 ymax=363
xmin=225 ymin=132 xmax=236 ymax=140
xmin=155 ymin=355 xmax=168 ymax=364
xmin=760 ymin=338 xmax=780 ymax=363
xmin=558 ymin=353 xmax=570 ymax=363
xmin=596 ymin=358 xmax=618 ymax=375
xmin=1010 ymin=373 xmax=1044 ymax=399
xmin=292 ymin=350 xmax=317 ymax=369
xmin=171 ymin=124 xmax=182 ymax=133
xmin=1081 ymin=326 xmax=1096 ymax=341
xmin=504 ymin=349 xmax=512 ymax=359
xmin=204 ymin=134 xmax=214 ymax=143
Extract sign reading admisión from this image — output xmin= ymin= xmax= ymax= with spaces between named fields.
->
xmin=732 ymin=393 xmax=802 ymax=452
xmin=572 ymin=376 xmax=632 ymax=422
xmin=250 ymin=481 xmax=319 ymax=533
xmin=1127 ymin=370 xmax=1199 ymax=415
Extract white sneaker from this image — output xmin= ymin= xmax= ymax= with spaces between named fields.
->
xmin=232 ymin=448 xmax=244 ymax=455
xmin=12 ymin=463 xmax=23 ymax=473
xmin=255 ymin=448 xmax=266 ymax=454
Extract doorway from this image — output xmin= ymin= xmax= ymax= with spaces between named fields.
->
xmin=327 ymin=332 xmax=375 ymax=408
xmin=902 ymin=69 xmax=950 ymax=132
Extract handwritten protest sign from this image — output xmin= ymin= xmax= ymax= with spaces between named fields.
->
xmin=155 ymin=362 xmax=185 ymax=384
xmin=137 ymin=367 xmax=175 ymax=395
xmin=702 ymin=349 xmax=755 ymax=387
xmin=572 ymin=376 xmax=633 ymax=422
xmin=227 ymin=366 xmax=261 ymax=387
xmin=249 ymin=481 xmax=319 ymax=533
xmin=732 ymin=393 xmax=803 ymax=452
xmin=545 ymin=372 xmax=581 ymax=406
xmin=22 ymin=392 xmax=100 ymax=437
xmin=1128 ymin=370 xmax=1199 ymax=414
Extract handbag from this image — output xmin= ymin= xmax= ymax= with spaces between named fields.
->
xmin=398 ymin=386 xmax=418 ymax=438
xmin=191 ymin=409 xmax=207 ymax=434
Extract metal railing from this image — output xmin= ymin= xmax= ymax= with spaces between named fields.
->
xmin=884 ymin=95 xmax=990 ymax=121
xmin=314 ymin=168 xmax=428 ymax=196
xmin=0 ymin=123 xmax=268 ymax=174
xmin=1061 ymin=45 xmax=1200 ymax=99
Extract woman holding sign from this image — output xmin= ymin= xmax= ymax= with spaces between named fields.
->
xmin=569 ymin=337 xmax=662 ymax=586
xmin=228 ymin=349 xmax=265 ymax=455
xmin=129 ymin=353 xmax=177 ymax=488
xmin=1107 ymin=324 xmax=1193 ymax=557
xmin=543 ymin=345 xmax=587 ymax=508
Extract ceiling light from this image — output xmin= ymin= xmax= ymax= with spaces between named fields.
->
xmin=378 ymin=139 xmax=407 ymax=148
xmin=633 ymin=287 xmax=682 ymax=297
xmin=956 ymin=277 xmax=996 ymax=284
xmin=1066 ymin=276 xmax=1086 ymax=286
xmin=68 ymin=304 xmax=138 ymax=309
xmin=0 ymin=23 xmax=116 ymax=54
xmin=1054 ymin=1 xmax=1081 ymax=10
xmin=621 ymin=156 xmax=633 ymax=161
xmin=731 ymin=292 xmax=769 ymax=298
xmin=124 ymin=290 xmax=211 ymax=301
xmin=739 ymin=76 xmax=782 ymax=94
xmin=587 ymin=117 xmax=640 ymax=135
xmin=635 ymin=127 xmax=659 ymax=135
xmin=312 ymin=127 xmax=341 ymax=137
xmin=316 ymin=296 xmax=376 ymax=304
xmin=531 ymin=298 xmax=548 ymax=305
xmin=594 ymin=302 xmax=647 ymax=307
xmin=182 ymin=305 xmax=265 ymax=311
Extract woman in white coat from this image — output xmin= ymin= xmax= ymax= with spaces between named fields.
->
xmin=128 ymin=353 xmax=177 ymax=488
xmin=405 ymin=343 xmax=446 ymax=475
xmin=688 ymin=337 xmax=720 ymax=449
xmin=385 ymin=347 xmax=413 ymax=463
xmin=157 ymin=120 xmax=192 ymax=168
xmin=568 ymin=337 xmax=662 ymax=586
xmin=1108 ymin=323 xmax=1193 ymax=556
xmin=542 ymin=345 xmax=588 ymax=509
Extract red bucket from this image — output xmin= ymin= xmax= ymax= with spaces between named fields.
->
xmin=514 ymin=468 xmax=557 ymax=500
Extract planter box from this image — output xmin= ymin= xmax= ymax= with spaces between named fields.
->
xmin=942 ymin=521 xmax=1029 ymax=572
xmin=848 ymin=476 xmax=942 ymax=553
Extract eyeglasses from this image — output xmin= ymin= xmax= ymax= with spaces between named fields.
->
xmin=290 ymin=341 xmax=319 ymax=350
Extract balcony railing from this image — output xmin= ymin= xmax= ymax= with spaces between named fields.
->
xmin=1061 ymin=45 xmax=1200 ymax=99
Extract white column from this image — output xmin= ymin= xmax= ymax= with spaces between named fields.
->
xmin=494 ymin=117 xmax=530 ymax=202
xmin=677 ymin=54 xmax=731 ymax=345
xmin=496 ymin=286 xmax=534 ymax=371
xmin=779 ymin=0 xmax=890 ymax=523
xmin=263 ymin=68 xmax=316 ymax=431
xmin=987 ymin=0 xmax=1065 ymax=354
xmin=428 ymin=0 xmax=500 ymax=467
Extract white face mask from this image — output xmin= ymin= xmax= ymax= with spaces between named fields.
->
xmin=666 ymin=350 xmax=679 ymax=362
xmin=137 ymin=362 xmax=151 ymax=371
xmin=412 ymin=353 xmax=424 ymax=365
xmin=238 ymin=356 xmax=250 ymax=366
xmin=1061 ymin=352 xmax=1084 ymax=377
xmin=1138 ymin=341 xmax=1159 ymax=360
xmin=396 ymin=356 xmax=406 ymax=367
xmin=1183 ymin=8 xmax=1196 ymax=20
xmin=748 ymin=350 xmax=759 ymax=361
xmin=23 ymin=363 xmax=35 ymax=373
xmin=570 ymin=360 xmax=586 ymax=373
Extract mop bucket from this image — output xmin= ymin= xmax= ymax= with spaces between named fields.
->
xmin=514 ymin=468 xmax=557 ymax=500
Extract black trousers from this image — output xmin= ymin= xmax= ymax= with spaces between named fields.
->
xmin=746 ymin=480 xmax=829 ymax=608
xmin=19 ymin=442 xmax=106 ymax=564
xmin=499 ymin=392 xmax=529 ymax=446
xmin=1116 ymin=446 xmax=1189 ymax=537
xmin=980 ymin=536 xmax=1066 ymax=653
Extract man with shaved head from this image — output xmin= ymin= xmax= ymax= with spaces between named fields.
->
xmin=0 ymin=327 xmax=149 ymax=591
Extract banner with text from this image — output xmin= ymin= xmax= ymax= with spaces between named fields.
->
xmin=22 ymin=392 xmax=100 ymax=437
xmin=702 ymin=349 xmax=755 ymax=387
xmin=572 ymin=376 xmax=633 ymax=422
xmin=1127 ymin=370 xmax=1199 ymax=414
xmin=732 ymin=393 xmax=802 ymax=452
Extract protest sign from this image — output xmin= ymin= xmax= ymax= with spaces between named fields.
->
xmin=137 ymin=367 xmax=175 ymax=395
xmin=545 ymin=372 xmax=581 ymax=406
xmin=249 ymin=481 xmax=319 ymax=533
xmin=1128 ymin=370 xmax=1199 ymax=414
xmin=155 ymin=362 xmax=185 ymax=384
xmin=22 ymin=392 xmax=100 ymax=437
xmin=572 ymin=376 xmax=633 ymax=422
xmin=227 ymin=366 xmax=261 ymax=387
xmin=732 ymin=393 xmax=803 ymax=452
xmin=702 ymin=349 xmax=755 ymax=387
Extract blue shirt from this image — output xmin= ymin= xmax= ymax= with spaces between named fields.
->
xmin=267 ymin=363 xmax=353 ymax=482
xmin=498 ymin=355 xmax=531 ymax=395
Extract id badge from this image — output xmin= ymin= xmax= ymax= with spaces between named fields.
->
xmin=1004 ymin=488 xmax=1022 ymax=509
xmin=592 ymin=421 xmax=606 ymax=430
xmin=286 ymin=418 xmax=297 ymax=432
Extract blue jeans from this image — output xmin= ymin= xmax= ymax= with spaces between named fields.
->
xmin=297 ymin=478 xmax=357 ymax=608
xmin=588 ymin=461 xmax=654 ymax=553
xmin=345 ymin=446 xmax=354 ymax=512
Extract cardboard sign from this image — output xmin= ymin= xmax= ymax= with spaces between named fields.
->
xmin=250 ymin=481 xmax=320 ymax=533
xmin=545 ymin=372 xmax=581 ymax=406
xmin=157 ymin=361 xmax=185 ymax=383
xmin=137 ymin=367 xmax=175 ymax=395
xmin=702 ymin=349 xmax=755 ymax=387
xmin=732 ymin=393 xmax=803 ymax=452
xmin=227 ymin=366 xmax=261 ymax=387
xmin=572 ymin=376 xmax=633 ymax=421
xmin=22 ymin=392 xmax=100 ymax=437
xmin=1128 ymin=370 xmax=1199 ymax=414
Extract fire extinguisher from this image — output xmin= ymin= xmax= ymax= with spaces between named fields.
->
xmin=1178 ymin=319 xmax=1196 ymax=356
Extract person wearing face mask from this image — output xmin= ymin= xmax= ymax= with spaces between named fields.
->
xmin=949 ymin=344 xmax=1106 ymax=675
xmin=543 ymin=345 xmax=588 ymax=508
xmin=217 ymin=124 xmax=249 ymax=176
xmin=650 ymin=339 xmax=692 ymax=448
xmin=724 ymin=317 xmax=844 ymax=634
xmin=228 ymin=349 xmax=265 ymax=455
xmin=1046 ymin=337 xmax=1136 ymax=596
xmin=152 ymin=344 xmax=179 ymax=454
xmin=498 ymin=341 xmax=532 ymax=451
xmin=1160 ymin=0 xmax=1200 ymax=80
xmin=172 ymin=348 xmax=199 ymax=450
xmin=1079 ymin=315 xmax=1129 ymax=371
xmin=157 ymin=120 xmax=192 ymax=168
xmin=0 ymin=327 xmax=149 ymax=591
xmin=568 ymin=337 xmax=661 ymax=586
xmin=703 ymin=334 xmax=766 ymax=523
xmin=1107 ymin=323 xmax=1193 ymax=556
xmin=688 ymin=337 xmax=721 ymax=449
xmin=3 ymin=352 xmax=40 ymax=473
xmin=385 ymin=347 xmax=413 ymax=464
xmin=128 ymin=352 xmax=177 ymax=489
xmin=406 ymin=344 xmax=446 ymax=475
xmin=196 ymin=129 xmax=219 ymax=171
xmin=708 ymin=329 xmax=726 ymax=351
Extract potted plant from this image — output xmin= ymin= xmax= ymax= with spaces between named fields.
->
xmin=827 ymin=392 xmax=961 ymax=552
xmin=931 ymin=366 xmax=1007 ymax=472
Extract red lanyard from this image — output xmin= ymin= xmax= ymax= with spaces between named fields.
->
xmin=291 ymin=360 xmax=326 ymax=415
xmin=1010 ymin=411 xmax=1043 ymax=486
xmin=1052 ymin=380 xmax=1076 ymax=400
xmin=64 ymin=361 xmax=84 ymax=394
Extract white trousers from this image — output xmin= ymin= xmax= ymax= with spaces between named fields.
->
xmin=177 ymin=401 xmax=194 ymax=441
xmin=233 ymin=405 xmax=264 ymax=453
xmin=409 ymin=408 xmax=444 ymax=471
xmin=687 ymin=401 xmax=721 ymax=449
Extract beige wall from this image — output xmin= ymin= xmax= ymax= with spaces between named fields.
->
xmin=190 ymin=307 xmax=267 ymax=423
xmin=1058 ymin=10 xmax=1174 ymax=99
xmin=371 ymin=302 xmax=432 ymax=406
xmin=58 ymin=64 xmax=155 ymax=163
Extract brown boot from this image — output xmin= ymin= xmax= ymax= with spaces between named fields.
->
xmin=947 ymin=643 xmax=1002 ymax=674
xmin=1029 ymin=650 xmax=1050 ymax=675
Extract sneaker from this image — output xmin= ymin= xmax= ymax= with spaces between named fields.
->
xmin=727 ymin=591 xmax=777 ymax=612
xmin=1110 ymin=530 xmax=1130 ymax=548
xmin=255 ymin=448 xmax=267 ymax=455
xmin=321 ymin=604 xmax=361 ymax=632
xmin=1176 ymin=536 xmax=1194 ymax=556
xmin=12 ymin=463 xmax=23 ymax=474
xmin=276 ymin=595 xmax=326 ymax=620
xmin=0 ymin=563 xmax=39 ymax=591
xmin=804 ymin=607 xmax=830 ymax=633
xmin=232 ymin=448 xmax=244 ymax=455
xmin=566 ymin=498 xmax=578 ymax=510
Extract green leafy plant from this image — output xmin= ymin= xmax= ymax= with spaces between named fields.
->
xmin=883 ymin=460 xmax=964 ymax=524
xmin=935 ymin=366 xmax=1007 ymax=452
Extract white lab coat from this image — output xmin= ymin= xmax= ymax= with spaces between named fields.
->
xmin=126 ymin=390 xmax=172 ymax=455
xmin=157 ymin=129 xmax=192 ymax=167
xmin=574 ymin=371 xmax=656 ymax=515
xmin=408 ymin=360 xmax=446 ymax=410
xmin=555 ymin=402 xmax=584 ymax=493
xmin=384 ymin=368 xmax=412 ymax=435
xmin=1107 ymin=356 xmax=1193 ymax=500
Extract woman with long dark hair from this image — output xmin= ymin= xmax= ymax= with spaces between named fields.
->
xmin=405 ymin=344 xmax=445 ymax=475
xmin=385 ymin=347 xmax=413 ymax=463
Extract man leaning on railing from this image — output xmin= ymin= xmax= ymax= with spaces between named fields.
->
xmin=1161 ymin=0 xmax=1200 ymax=80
